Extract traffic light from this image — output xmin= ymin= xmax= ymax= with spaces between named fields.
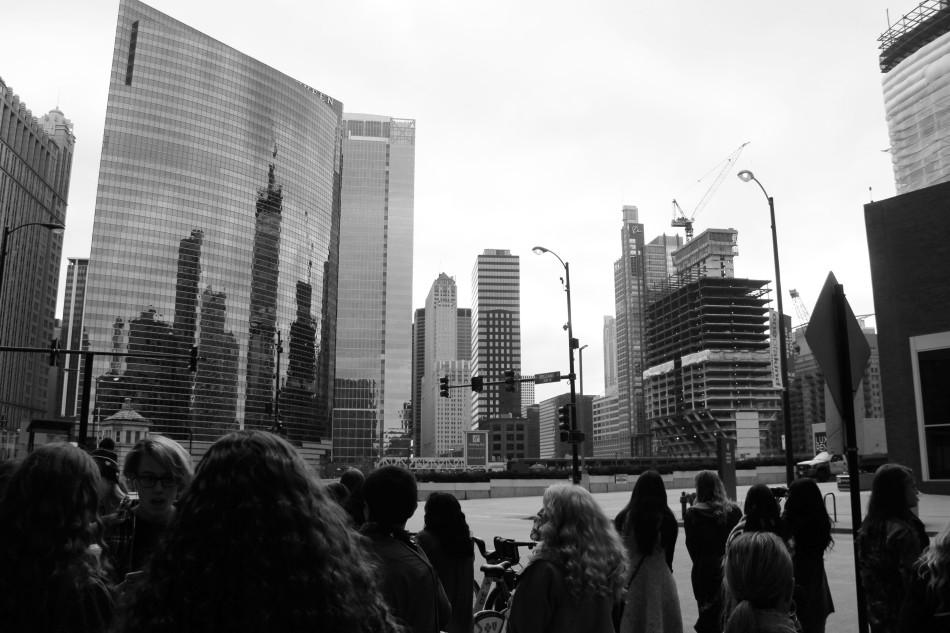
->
xmin=504 ymin=369 xmax=515 ymax=392
xmin=471 ymin=376 xmax=484 ymax=393
xmin=48 ymin=339 xmax=60 ymax=367
xmin=557 ymin=404 xmax=572 ymax=442
xmin=189 ymin=345 xmax=199 ymax=372
xmin=439 ymin=376 xmax=449 ymax=398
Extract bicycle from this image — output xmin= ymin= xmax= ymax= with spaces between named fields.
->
xmin=471 ymin=536 xmax=535 ymax=633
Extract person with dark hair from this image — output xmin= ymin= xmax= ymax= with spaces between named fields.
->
xmin=684 ymin=470 xmax=742 ymax=633
xmin=857 ymin=463 xmax=929 ymax=633
xmin=722 ymin=532 xmax=797 ymax=633
xmin=0 ymin=457 xmax=17 ymax=501
xmin=781 ymin=478 xmax=834 ymax=633
xmin=326 ymin=480 xmax=350 ymax=505
xmin=103 ymin=435 xmax=194 ymax=581
xmin=361 ymin=465 xmax=450 ymax=633
xmin=0 ymin=443 xmax=113 ymax=633
xmin=340 ymin=466 xmax=367 ymax=527
xmin=728 ymin=483 xmax=787 ymax=545
xmin=614 ymin=470 xmax=683 ymax=633
xmin=507 ymin=483 xmax=628 ymax=633
xmin=416 ymin=492 xmax=474 ymax=633
xmin=113 ymin=430 xmax=401 ymax=633
xmin=900 ymin=519 xmax=950 ymax=632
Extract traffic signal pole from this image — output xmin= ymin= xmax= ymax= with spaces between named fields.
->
xmin=563 ymin=262 xmax=580 ymax=485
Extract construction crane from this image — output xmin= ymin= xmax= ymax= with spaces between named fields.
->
xmin=671 ymin=141 xmax=749 ymax=241
xmin=789 ymin=289 xmax=811 ymax=323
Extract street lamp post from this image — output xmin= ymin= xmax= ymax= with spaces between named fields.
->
xmin=0 ymin=222 xmax=66 ymax=339
xmin=533 ymin=245 xmax=581 ymax=485
xmin=737 ymin=170 xmax=795 ymax=485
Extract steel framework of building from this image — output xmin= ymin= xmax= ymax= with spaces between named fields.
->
xmin=879 ymin=0 xmax=950 ymax=72
xmin=642 ymin=277 xmax=782 ymax=456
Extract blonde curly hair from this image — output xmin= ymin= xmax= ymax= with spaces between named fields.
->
xmin=534 ymin=483 xmax=629 ymax=600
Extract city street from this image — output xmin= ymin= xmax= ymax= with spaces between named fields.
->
xmin=404 ymin=481 xmax=950 ymax=633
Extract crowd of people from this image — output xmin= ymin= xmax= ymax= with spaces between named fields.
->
xmin=0 ymin=435 xmax=947 ymax=633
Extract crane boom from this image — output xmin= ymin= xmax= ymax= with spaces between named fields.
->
xmin=671 ymin=141 xmax=750 ymax=240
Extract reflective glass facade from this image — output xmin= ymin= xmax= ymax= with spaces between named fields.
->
xmin=332 ymin=115 xmax=414 ymax=463
xmin=85 ymin=0 xmax=343 ymax=443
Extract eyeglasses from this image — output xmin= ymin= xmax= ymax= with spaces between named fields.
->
xmin=133 ymin=474 xmax=178 ymax=489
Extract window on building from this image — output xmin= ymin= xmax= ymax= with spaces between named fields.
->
xmin=912 ymin=332 xmax=950 ymax=480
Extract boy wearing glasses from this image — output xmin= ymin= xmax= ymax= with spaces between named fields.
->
xmin=103 ymin=435 xmax=194 ymax=581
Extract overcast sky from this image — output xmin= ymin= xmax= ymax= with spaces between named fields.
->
xmin=3 ymin=0 xmax=916 ymax=402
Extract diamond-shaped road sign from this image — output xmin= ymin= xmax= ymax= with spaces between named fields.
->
xmin=805 ymin=272 xmax=871 ymax=419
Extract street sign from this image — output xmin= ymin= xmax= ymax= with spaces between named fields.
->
xmin=534 ymin=371 xmax=561 ymax=384
xmin=805 ymin=272 xmax=871 ymax=418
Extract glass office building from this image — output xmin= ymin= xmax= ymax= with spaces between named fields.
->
xmin=85 ymin=0 xmax=343 ymax=443
xmin=332 ymin=115 xmax=415 ymax=463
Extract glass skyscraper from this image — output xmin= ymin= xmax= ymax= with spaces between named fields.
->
xmin=332 ymin=114 xmax=415 ymax=463
xmin=85 ymin=0 xmax=343 ymax=445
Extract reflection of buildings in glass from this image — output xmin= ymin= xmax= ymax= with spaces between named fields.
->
xmin=123 ymin=308 xmax=179 ymax=435
xmin=280 ymin=281 xmax=317 ymax=437
xmin=165 ymin=229 xmax=203 ymax=435
xmin=83 ymin=0 xmax=343 ymax=445
xmin=332 ymin=115 xmax=415 ymax=463
xmin=192 ymin=288 xmax=238 ymax=437
xmin=245 ymin=162 xmax=283 ymax=431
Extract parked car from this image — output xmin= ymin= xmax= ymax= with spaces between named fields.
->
xmin=795 ymin=451 xmax=847 ymax=482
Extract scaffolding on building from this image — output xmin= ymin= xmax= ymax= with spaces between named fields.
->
xmin=879 ymin=0 xmax=950 ymax=72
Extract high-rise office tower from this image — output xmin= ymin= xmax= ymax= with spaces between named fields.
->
xmin=411 ymin=307 xmax=425 ymax=456
xmin=471 ymin=249 xmax=521 ymax=424
xmin=612 ymin=207 xmax=679 ymax=456
xmin=83 ymin=0 xmax=343 ymax=446
xmin=418 ymin=274 xmax=470 ymax=456
xmin=332 ymin=114 xmax=415 ymax=463
xmin=879 ymin=1 xmax=950 ymax=193
xmin=59 ymin=258 xmax=89 ymax=418
xmin=0 ymin=78 xmax=73 ymax=435
xmin=603 ymin=315 xmax=618 ymax=396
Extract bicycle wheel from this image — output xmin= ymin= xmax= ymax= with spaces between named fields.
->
xmin=473 ymin=609 xmax=506 ymax=633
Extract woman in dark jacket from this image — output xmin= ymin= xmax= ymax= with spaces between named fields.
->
xmin=781 ymin=478 xmax=834 ymax=633
xmin=684 ymin=470 xmax=742 ymax=633
xmin=900 ymin=519 xmax=950 ymax=633
xmin=507 ymin=483 xmax=628 ymax=633
xmin=857 ymin=463 xmax=929 ymax=633
xmin=615 ymin=470 xmax=683 ymax=633
xmin=416 ymin=492 xmax=474 ymax=633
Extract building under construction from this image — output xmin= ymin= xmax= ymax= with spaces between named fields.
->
xmin=642 ymin=276 xmax=782 ymax=457
xmin=879 ymin=0 xmax=950 ymax=193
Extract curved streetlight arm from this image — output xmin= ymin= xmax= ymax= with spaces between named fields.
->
xmin=0 ymin=222 xmax=66 ymax=340
xmin=534 ymin=245 xmax=581 ymax=484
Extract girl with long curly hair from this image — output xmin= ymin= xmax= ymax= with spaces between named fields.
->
xmin=781 ymin=478 xmax=834 ymax=633
xmin=507 ymin=483 xmax=628 ymax=633
xmin=0 ymin=443 xmax=114 ymax=633
xmin=615 ymin=470 xmax=683 ymax=633
xmin=857 ymin=463 xmax=929 ymax=633
xmin=113 ymin=430 xmax=401 ymax=633
xmin=416 ymin=492 xmax=475 ymax=633
xmin=684 ymin=470 xmax=742 ymax=633
xmin=722 ymin=531 xmax=797 ymax=633
xmin=900 ymin=519 xmax=950 ymax=632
